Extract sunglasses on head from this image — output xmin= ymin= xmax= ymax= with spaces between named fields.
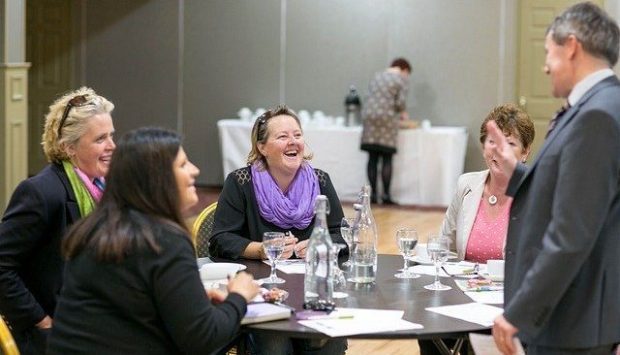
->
xmin=57 ymin=94 xmax=90 ymax=138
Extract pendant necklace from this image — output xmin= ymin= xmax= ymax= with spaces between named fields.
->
xmin=488 ymin=195 xmax=498 ymax=205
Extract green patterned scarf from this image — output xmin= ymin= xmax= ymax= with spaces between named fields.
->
xmin=62 ymin=160 xmax=96 ymax=217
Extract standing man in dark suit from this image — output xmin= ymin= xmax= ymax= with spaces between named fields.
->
xmin=489 ymin=2 xmax=620 ymax=355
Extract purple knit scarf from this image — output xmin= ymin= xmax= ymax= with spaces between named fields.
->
xmin=251 ymin=161 xmax=319 ymax=229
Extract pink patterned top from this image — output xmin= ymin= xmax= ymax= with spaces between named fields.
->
xmin=464 ymin=198 xmax=512 ymax=263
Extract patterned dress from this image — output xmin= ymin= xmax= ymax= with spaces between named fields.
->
xmin=360 ymin=70 xmax=409 ymax=154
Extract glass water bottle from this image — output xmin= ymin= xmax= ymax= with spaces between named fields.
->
xmin=303 ymin=195 xmax=335 ymax=310
xmin=348 ymin=185 xmax=378 ymax=283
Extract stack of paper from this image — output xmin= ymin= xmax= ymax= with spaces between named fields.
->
xmin=426 ymin=303 xmax=503 ymax=327
xmin=453 ymin=279 xmax=504 ymax=304
xmin=241 ymin=303 xmax=293 ymax=325
xmin=297 ymin=308 xmax=423 ymax=337
xmin=262 ymin=259 xmax=306 ymax=274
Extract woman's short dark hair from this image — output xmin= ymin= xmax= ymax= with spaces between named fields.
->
xmin=479 ymin=104 xmax=535 ymax=150
xmin=62 ymin=127 xmax=188 ymax=262
xmin=390 ymin=58 xmax=412 ymax=73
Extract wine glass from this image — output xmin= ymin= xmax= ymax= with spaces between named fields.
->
xmin=424 ymin=235 xmax=451 ymax=291
xmin=340 ymin=217 xmax=356 ymax=268
xmin=259 ymin=232 xmax=286 ymax=284
xmin=394 ymin=227 xmax=420 ymax=279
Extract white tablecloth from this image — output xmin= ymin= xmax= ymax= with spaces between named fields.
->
xmin=218 ymin=119 xmax=467 ymax=207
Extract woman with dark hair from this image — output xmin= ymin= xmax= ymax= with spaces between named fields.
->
xmin=47 ymin=127 xmax=259 ymax=354
xmin=360 ymin=57 xmax=411 ymax=204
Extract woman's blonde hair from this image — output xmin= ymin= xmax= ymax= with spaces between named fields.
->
xmin=42 ymin=87 xmax=115 ymax=163
xmin=246 ymin=104 xmax=312 ymax=166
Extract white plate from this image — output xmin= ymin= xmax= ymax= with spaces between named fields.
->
xmin=200 ymin=262 xmax=247 ymax=281
xmin=411 ymin=254 xmax=458 ymax=265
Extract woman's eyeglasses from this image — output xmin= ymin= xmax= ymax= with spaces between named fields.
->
xmin=57 ymin=95 xmax=90 ymax=138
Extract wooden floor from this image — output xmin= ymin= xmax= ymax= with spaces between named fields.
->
xmin=190 ymin=187 xmax=447 ymax=355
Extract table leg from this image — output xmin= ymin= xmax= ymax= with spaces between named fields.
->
xmin=432 ymin=337 xmax=465 ymax=355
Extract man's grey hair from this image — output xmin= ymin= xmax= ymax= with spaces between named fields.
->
xmin=547 ymin=1 xmax=620 ymax=66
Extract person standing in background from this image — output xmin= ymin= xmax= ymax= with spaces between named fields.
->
xmin=490 ymin=3 xmax=620 ymax=354
xmin=360 ymin=58 xmax=411 ymax=204
xmin=0 ymin=87 xmax=115 ymax=354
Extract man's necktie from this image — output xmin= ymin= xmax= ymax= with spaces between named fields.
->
xmin=545 ymin=102 xmax=570 ymax=138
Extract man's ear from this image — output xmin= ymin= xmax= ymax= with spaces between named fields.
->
xmin=564 ymin=34 xmax=580 ymax=59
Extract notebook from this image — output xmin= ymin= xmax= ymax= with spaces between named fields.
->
xmin=241 ymin=303 xmax=293 ymax=325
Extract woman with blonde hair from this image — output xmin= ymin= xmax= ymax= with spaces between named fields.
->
xmin=0 ymin=87 xmax=115 ymax=353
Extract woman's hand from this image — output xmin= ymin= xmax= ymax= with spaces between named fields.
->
xmin=35 ymin=315 xmax=53 ymax=329
xmin=206 ymin=289 xmax=228 ymax=304
xmin=282 ymin=233 xmax=298 ymax=259
xmin=227 ymin=272 xmax=260 ymax=303
xmin=293 ymin=239 xmax=310 ymax=259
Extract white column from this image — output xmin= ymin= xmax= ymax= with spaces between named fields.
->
xmin=0 ymin=0 xmax=30 ymax=213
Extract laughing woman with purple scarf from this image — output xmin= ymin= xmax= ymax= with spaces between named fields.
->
xmin=210 ymin=105 xmax=347 ymax=261
xmin=210 ymin=104 xmax=347 ymax=355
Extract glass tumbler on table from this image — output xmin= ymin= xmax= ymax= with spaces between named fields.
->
xmin=423 ymin=235 xmax=451 ymax=291
xmin=331 ymin=243 xmax=348 ymax=298
xmin=394 ymin=227 xmax=420 ymax=279
xmin=340 ymin=217 xmax=356 ymax=269
xmin=259 ymin=232 xmax=286 ymax=285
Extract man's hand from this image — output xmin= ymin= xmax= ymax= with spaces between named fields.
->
xmin=493 ymin=315 xmax=519 ymax=355
xmin=486 ymin=121 xmax=518 ymax=182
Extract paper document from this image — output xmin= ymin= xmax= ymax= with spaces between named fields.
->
xmin=298 ymin=308 xmax=422 ymax=337
xmin=411 ymin=262 xmax=478 ymax=277
xmin=426 ymin=302 xmax=503 ymax=327
xmin=465 ymin=291 xmax=503 ymax=304
xmin=469 ymin=333 xmax=525 ymax=355
xmin=263 ymin=260 xmax=306 ymax=274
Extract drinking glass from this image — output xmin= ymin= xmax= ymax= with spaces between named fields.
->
xmin=394 ymin=227 xmax=420 ymax=279
xmin=331 ymin=243 xmax=348 ymax=298
xmin=423 ymin=236 xmax=452 ymax=291
xmin=340 ymin=217 xmax=356 ymax=268
xmin=259 ymin=232 xmax=286 ymax=284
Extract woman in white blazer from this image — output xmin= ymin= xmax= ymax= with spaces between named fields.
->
xmin=420 ymin=104 xmax=535 ymax=355
xmin=440 ymin=104 xmax=535 ymax=262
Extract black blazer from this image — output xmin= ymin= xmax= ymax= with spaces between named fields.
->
xmin=210 ymin=166 xmax=346 ymax=260
xmin=0 ymin=163 xmax=80 ymax=332
xmin=503 ymin=76 xmax=620 ymax=348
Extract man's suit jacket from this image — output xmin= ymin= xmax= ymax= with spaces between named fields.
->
xmin=503 ymin=76 xmax=620 ymax=348
xmin=0 ymin=163 xmax=80 ymax=332
xmin=440 ymin=170 xmax=488 ymax=259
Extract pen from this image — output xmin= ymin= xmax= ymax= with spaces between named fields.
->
xmin=307 ymin=314 xmax=354 ymax=320
xmin=471 ymin=286 xmax=503 ymax=292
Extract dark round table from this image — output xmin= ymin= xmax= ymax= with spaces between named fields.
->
xmin=224 ymin=254 xmax=497 ymax=354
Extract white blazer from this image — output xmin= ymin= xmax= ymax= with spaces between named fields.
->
xmin=439 ymin=170 xmax=488 ymax=260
